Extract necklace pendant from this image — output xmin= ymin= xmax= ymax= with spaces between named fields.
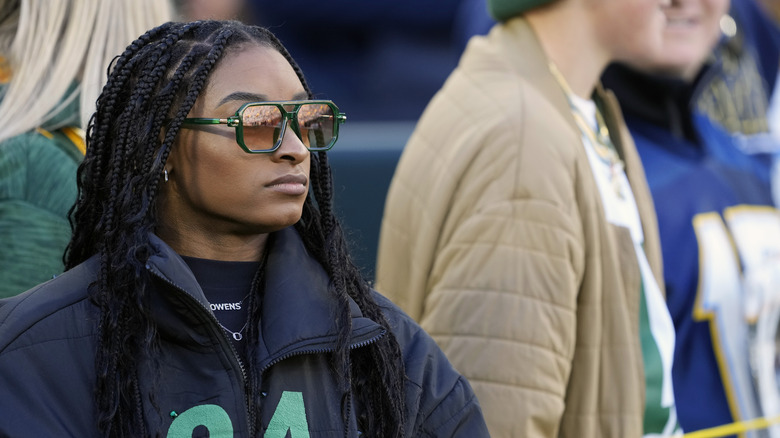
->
xmin=218 ymin=320 xmax=248 ymax=342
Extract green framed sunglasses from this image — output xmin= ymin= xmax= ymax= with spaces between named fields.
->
xmin=182 ymin=100 xmax=346 ymax=153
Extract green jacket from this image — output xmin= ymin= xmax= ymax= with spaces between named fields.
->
xmin=0 ymin=126 xmax=84 ymax=297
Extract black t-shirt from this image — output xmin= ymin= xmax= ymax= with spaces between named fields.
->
xmin=181 ymin=255 xmax=260 ymax=364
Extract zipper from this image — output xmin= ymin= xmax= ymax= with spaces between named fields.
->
xmin=146 ymin=263 xmax=255 ymax=436
xmin=342 ymin=389 xmax=352 ymax=438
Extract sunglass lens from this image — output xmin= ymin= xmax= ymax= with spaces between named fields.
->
xmin=296 ymin=103 xmax=335 ymax=150
xmin=241 ymin=105 xmax=284 ymax=151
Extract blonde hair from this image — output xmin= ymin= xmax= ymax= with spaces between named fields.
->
xmin=0 ymin=0 xmax=172 ymax=142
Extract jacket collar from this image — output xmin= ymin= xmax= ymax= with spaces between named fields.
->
xmin=146 ymin=226 xmax=384 ymax=367
xmin=601 ymin=60 xmax=718 ymax=144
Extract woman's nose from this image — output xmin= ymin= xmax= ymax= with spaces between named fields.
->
xmin=274 ymin=124 xmax=309 ymax=162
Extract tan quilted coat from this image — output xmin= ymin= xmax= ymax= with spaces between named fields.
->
xmin=375 ymin=16 xmax=664 ymax=438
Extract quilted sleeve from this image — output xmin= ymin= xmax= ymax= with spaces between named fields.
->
xmin=422 ymin=192 xmax=583 ymax=437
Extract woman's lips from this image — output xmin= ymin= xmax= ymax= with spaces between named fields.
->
xmin=266 ymin=174 xmax=308 ymax=196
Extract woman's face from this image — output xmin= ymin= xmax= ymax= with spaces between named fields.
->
xmin=160 ymin=44 xmax=310 ymax=254
xmin=628 ymin=0 xmax=730 ymax=80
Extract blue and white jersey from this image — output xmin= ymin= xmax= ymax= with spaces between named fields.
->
xmin=630 ymin=110 xmax=778 ymax=436
xmin=604 ymin=33 xmax=780 ymax=433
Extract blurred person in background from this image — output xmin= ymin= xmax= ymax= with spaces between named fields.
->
xmin=0 ymin=0 xmax=171 ymax=297
xmin=602 ymin=0 xmax=780 ymax=435
xmin=376 ymin=0 xmax=679 ymax=436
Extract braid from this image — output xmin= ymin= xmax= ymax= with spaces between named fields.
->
xmin=66 ymin=19 xmax=406 ymax=437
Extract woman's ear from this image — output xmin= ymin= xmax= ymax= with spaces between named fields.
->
xmin=163 ymin=134 xmax=182 ymax=180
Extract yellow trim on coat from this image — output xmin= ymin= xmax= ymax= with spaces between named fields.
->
xmin=61 ymin=126 xmax=86 ymax=155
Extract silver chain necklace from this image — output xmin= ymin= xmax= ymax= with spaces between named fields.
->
xmin=213 ymin=292 xmax=251 ymax=340
xmin=219 ymin=320 xmax=249 ymax=341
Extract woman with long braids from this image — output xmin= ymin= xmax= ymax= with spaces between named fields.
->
xmin=0 ymin=20 xmax=488 ymax=437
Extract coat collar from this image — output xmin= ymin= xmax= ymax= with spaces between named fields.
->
xmin=146 ymin=226 xmax=384 ymax=367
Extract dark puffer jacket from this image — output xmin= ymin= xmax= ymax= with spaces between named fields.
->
xmin=0 ymin=226 xmax=489 ymax=437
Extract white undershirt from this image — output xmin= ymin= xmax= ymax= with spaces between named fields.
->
xmin=570 ymin=94 xmax=677 ymax=418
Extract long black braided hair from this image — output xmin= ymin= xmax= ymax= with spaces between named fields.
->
xmin=65 ymin=20 xmax=406 ymax=437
